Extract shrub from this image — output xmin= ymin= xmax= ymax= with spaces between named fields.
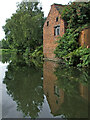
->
xmin=55 ymin=2 xmax=90 ymax=67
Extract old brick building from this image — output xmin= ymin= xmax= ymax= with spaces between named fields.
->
xmin=43 ymin=4 xmax=66 ymax=60
xmin=43 ymin=4 xmax=90 ymax=60
xmin=79 ymin=27 xmax=90 ymax=48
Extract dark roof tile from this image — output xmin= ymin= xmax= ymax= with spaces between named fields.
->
xmin=53 ymin=4 xmax=67 ymax=14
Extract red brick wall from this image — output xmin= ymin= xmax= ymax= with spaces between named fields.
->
xmin=43 ymin=4 xmax=65 ymax=60
xmin=79 ymin=27 xmax=90 ymax=48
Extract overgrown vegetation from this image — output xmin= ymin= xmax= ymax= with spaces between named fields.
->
xmin=2 ymin=0 xmax=45 ymax=61
xmin=1 ymin=39 xmax=10 ymax=49
xmin=0 ymin=41 xmax=2 ymax=49
xmin=23 ymin=45 xmax=43 ymax=64
xmin=55 ymin=2 xmax=90 ymax=67
xmin=54 ymin=65 xmax=89 ymax=118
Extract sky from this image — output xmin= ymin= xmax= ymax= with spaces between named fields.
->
xmin=0 ymin=0 xmax=74 ymax=40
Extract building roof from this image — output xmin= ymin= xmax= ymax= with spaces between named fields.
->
xmin=43 ymin=3 xmax=67 ymax=27
xmin=52 ymin=3 xmax=67 ymax=14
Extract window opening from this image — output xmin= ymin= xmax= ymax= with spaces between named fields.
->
xmin=56 ymin=17 xmax=58 ymax=22
xmin=54 ymin=25 xmax=60 ymax=36
xmin=47 ymin=21 xmax=49 ymax=26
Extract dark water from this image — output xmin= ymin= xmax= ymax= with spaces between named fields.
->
xmin=0 ymin=51 xmax=90 ymax=118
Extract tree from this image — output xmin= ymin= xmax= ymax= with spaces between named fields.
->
xmin=3 ymin=1 xmax=45 ymax=54
xmin=0 ymin=41 xmax=2 ymax=49
xmin=1 ymin=39 xmax=9 ymax=49
xmin=3 ymin=56 xmax=44 ymax=118
xmin=61 ymin=2 xmax=90 ymax=29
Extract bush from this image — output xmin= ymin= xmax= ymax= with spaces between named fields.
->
xmin=64 ymin=47 xmax=90 ymax=67
xmin=31 ymin=45 xmax=43 ymax=60
xmin=55 ymin=2 xmax=90 ymax=67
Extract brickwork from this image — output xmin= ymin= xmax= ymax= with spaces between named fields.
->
xmin=79 ymin=27 xmax=90 ymax=48
xmin=43 ymin=4 xmax=65 ymax=60
xmin=43 ymin=4 xmax=90 ymax=60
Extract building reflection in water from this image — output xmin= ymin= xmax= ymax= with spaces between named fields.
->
xmin=79 ymin=83 xmax=88 ymax=101
xmin=43 ymin=60 xmax=88 ymax=118
xmin=43 ymin=61 xmax=64 ymax=116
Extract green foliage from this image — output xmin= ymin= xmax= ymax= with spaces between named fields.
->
xmin=74 ymin=47 xmax=90 ymax=67
xmin=3 ymin=1 xmax=45 ymax=59
xmin=61 ymin=2 xmax=90 ymax=29
xmin=55 ymin=2 xmax=90 ymax=67
xmin=1 ymin=49 xmax=16 ymax=63
xmin=1 ymin=39 xmax=10 ymax=49
xmin=30 ymin=45 xmax=43 ymax=60
xmin=0 ymin=41 xmax=2 ymax=49
xmin=23 ymin=45 xmax=43 ymax=64
xmin=23 ymin=47 xmax=30 ymax=64
xmin=3 ymin=56 xmax=44 ymax=118
xmin=54 ymin=65 xmax=89 ymax=118
xmin=54 ymin=28 xmax=79 ymax=58
xmin=55 ymin=66 xmax=89 ymax=93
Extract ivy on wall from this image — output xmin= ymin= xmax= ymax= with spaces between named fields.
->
xmin=55 ymin=2 xmax=90 ymax=67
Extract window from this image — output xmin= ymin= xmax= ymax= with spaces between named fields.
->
xmin=56 ymin=17 xmax=58 ymax=22
xmin=47 ymin=21 xmax=49 ymax=26
xmin=54 ymin=85 xmax=60 ymax=97
xmin=54 ymin=25 xmax=60 ymax=36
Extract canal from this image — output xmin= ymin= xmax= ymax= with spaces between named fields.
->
xmin=0 ymin=51 xmax=89 ymax=118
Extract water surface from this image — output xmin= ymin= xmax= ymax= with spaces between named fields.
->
xmin=0 ymin=52 xmax=89 ymax=118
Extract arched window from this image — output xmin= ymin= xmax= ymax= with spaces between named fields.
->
xmin=54 ymin=25 xmax=60 ymax=36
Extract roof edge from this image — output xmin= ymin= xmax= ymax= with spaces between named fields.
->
xmin=51 ymin=3 xmax=66 ymax=7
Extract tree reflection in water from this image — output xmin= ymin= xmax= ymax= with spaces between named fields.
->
xmin=3 ymin=56 xmax=44 ymax=118
xmin=55 ymin=64 xmax=89 ymax=118
xmin=43 ymin=61 xmax=89 ymax=118
xmin=2 ymin=52 xmax=90 ymax=118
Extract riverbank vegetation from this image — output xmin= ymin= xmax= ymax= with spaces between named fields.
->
xmin=2 ymin=1 xmax=45 ymax=62
xmin=55 ymin=2 xmax=90 ymax=67
xmin=1 ymin=1 xmax=90 ymax=67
